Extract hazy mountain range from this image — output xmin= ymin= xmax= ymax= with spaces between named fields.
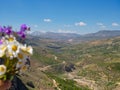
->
xmin=30 ymin=30 xmax=120 ymax=41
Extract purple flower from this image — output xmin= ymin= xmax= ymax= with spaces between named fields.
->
xmin=17 ymin=30 xmax=23 ymax=35
xmin=0 ymin=24 xmax=29 ymax=39
xmin=20 ymin=24 xmax=27 ymax=32
xmin=5 ymin=26 xmax=12 ymax=35
xmin=21 ymin=33 xmax=26 ymax=39
xmin=17 ymin=31 xmax=26 ymax=39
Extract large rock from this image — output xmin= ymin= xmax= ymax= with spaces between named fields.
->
xmin=65 ymin=63 xmax=76 ymax=72
xmin=26 ymin=81 xmax=35 ymax=88
xmin=10 ymin=76 xmax=28 ymax=90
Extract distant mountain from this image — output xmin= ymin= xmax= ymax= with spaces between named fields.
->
xmin=85 ymin=30 xmax=120 ymax=37
xmin=31 ymin=31 xmax=80 ymax=40
xmin=30 ymin=30 xmax=120 ymax=42
xmin=77 ymin=30 xmax=120 ymax=41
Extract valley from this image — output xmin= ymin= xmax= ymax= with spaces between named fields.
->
xmin=20 ymin=30 xmax=120 ymax=90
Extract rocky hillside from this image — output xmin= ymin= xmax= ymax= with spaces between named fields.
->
xmin=50 ymin=36 xmax=120 ymax=90
xmin=20 ymin=34 xmax=120 ymax=90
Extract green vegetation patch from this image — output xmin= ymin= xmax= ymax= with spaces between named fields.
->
xmin=45 ymin=72 xmax=90 ymax=90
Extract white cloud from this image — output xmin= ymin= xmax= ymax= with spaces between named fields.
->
xmin=101 ymin=25 xmax=106 ymax=28
xmin=58 ymin=29 xmax=76 ymax=33
xmin=44 ymin=18 xmax=51 ymax=22
xmin=75 ymin=22 xmax=87 ymax=26
xmin=97 ymin=22 xmax=106 ymax=28
xmin=112 ymin=22 xmax=119 ymax=26
xmin=34 ymin=24 xmax=38 ymax=28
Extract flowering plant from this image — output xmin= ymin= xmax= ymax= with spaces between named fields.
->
xmin=0 ymin=24 xmax=33 ymax=81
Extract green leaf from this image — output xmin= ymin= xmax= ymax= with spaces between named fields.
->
xmin=0 ymin=75 xmax=4 ymax=79
xmin=3 ymin=75 xmax=7 ymax=81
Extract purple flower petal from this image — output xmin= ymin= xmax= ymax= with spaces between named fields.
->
xmin=5 ymin=26 xmax=12 ymax=35
xmin=17 ymin=31 xmax=26 ymax=39
xmin=20 ymin=24 xmax=27 ymax=31
xmin=21 ymin=33 xmax=26 ymax=39
xmin=17 ymin=31 xmax=23 ymax=35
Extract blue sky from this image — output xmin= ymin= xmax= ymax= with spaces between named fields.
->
xmin=0 ymin=0 xmax=120 ymax=34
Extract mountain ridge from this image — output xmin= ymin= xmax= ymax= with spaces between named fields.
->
xmin=29 ymin=30 xmax=120 ymax=43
